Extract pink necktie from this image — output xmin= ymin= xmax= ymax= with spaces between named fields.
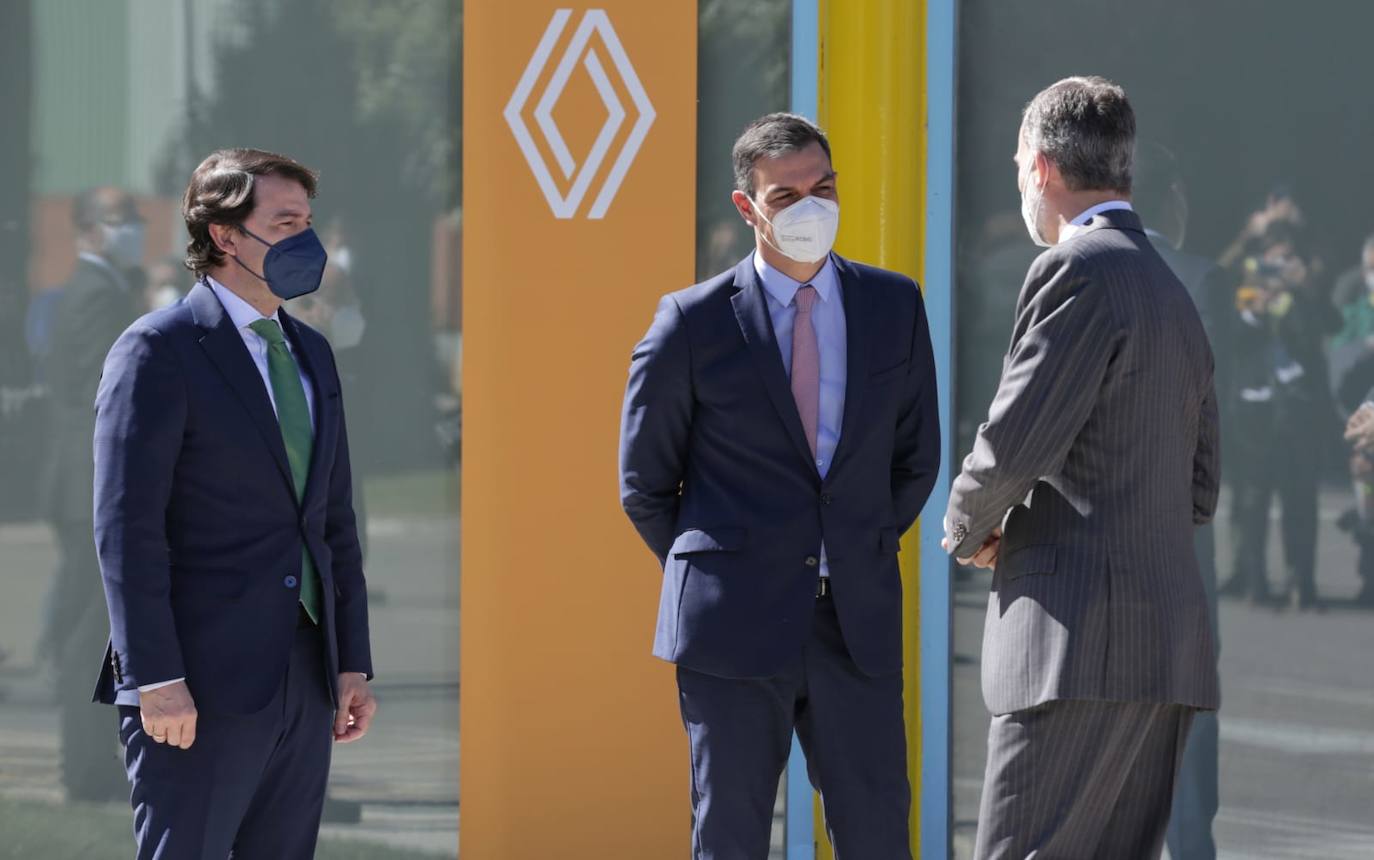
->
xmin=791 ymin=285 xmax=820 ymax=457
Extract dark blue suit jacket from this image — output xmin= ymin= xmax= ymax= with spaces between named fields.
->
xmin=91 ymin=281 xmax=372 ymax=714
xmin=619 ymin=254 xmax=940 ymax=679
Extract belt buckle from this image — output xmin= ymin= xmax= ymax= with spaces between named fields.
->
xmin=816 ymin=577 xmax=831 ymax=599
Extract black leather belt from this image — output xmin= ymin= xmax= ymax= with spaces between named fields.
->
xmin=816 ymin=577 xmax=831 ymax=599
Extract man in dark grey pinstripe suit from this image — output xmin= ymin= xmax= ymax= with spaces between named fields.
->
xmin=944 ymin=77 xmax=1221 ymax=859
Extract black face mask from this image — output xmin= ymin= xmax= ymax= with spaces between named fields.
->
xmin=234 ymin=226 xmax=329 ymax=300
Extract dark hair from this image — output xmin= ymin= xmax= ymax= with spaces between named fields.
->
xmin=731 ymin=113 xmax=832 ymax=197
xmin=73 ymin=187 xmax=140 ymax=231
xmin=182 ymin=148 xmax=318 ymax=275
xmin=1021 ymin=76 xmax=1135 ymax=194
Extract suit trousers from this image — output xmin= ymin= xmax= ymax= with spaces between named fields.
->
xmin=676 ymin=594 xmax=911 ymax=860
xmin=117 ymin=622 xmax=334 ymax=860
xmin=975 ymin=700 xmax=1195 ymax=860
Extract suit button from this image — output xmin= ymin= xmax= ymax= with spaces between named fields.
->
xmin=284 ymin=575 xmax=299 ymax=588
xmin=804 ymin=556 xmax=819 ymax=567
xmin=820 ymin=494 xmax=833 ymax=505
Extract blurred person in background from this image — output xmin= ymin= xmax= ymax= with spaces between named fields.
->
xmin=1328 ymin=234 xmax=1374 ymax=402
xmin=1220 ymin=221 xmax=1341 ymax=609
xmin=1330 ymin=232 xmax=1374 ymax=311
xmin=142 ymin=255 xmax=191 ymax=312
xmin=1335 ymin=365 xmax=1374 ymax=606
xmin=1217 ymin=187 xmax=1306 ymax=272
xmin=1133 ymin=140 xmax=1227 ymax=860
xmin=38 ymin=186 xmax=145 ymax=802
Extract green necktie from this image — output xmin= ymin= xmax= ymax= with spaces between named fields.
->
xmin=248 ymin=318 xmax=321 ymax=624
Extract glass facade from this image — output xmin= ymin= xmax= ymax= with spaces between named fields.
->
xmin=952 ymin=2 xmax=1374 ymax=857
xmin=0 ymin=1 xmax=461 ymax=856
xmin=2 ymin=1 xmax=1369 ymax=857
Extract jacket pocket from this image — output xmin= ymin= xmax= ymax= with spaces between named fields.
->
xmin=1001 ymin=544 xmax=1057 ymax=580
xmin=671 ymin=527 xmax=746 ymax=556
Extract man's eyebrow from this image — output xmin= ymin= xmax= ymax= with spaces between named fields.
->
xmin=766 ymin=173 xmax=837 ymax=196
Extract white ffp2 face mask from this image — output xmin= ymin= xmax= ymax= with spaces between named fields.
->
xmin=1019 ymin=158 xmax=1052 ymax=248
xmin=753 ymin=195 xmax=840 ymax=264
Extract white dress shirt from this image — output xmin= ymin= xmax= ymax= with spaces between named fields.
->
xmin=206 ymin=277 xmax=316 ymax=428
xmin=1058 ymin=200 xmax=1134 ymax=243
xmin=755 ymin=252 xmax=846 ymax=577
xmin=137 ymin=278 xmax=318 ymax=694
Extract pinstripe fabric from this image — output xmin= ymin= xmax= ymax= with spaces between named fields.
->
xmin=946 ymin=209 xmax=1221 ymax=716
xmin=974 ymin=700 xmax=1194 ymax=859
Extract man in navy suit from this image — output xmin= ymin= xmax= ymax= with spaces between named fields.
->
xmin=92 ymin=148 xmax=376 ymax=859
xmin=619 ymin=113 xmax=940 ymax=858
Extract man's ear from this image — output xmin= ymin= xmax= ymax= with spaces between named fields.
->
xmin=209 ymin=223 xmax=239 ymax=257
xmin=1032 ymin=150 xmax=1056 ymax=192
xmin=731 ymin=190 xmax=758 ymax=228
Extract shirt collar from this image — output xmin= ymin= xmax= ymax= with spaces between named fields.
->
xmin=1060 ymin=200 xmax=1134 ymax=242
xmin=205 ymin=276 xmax=282 ymax=332
xmin=753 ymin=251 xmax=840 ymax=308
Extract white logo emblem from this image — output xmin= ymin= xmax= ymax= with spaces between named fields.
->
xmin=504 ymin=9 xmax=656 ymax=219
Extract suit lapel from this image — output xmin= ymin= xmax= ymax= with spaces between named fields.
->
xmin=730 ymin=257 xmax=819 ymax=476
xmin=188 ymin=281 xmax=296 ymax=499
xmin=828 ymin=255 xmax=871 ymax=478
xmin=279 ymin=310 xmax=335 ymax=506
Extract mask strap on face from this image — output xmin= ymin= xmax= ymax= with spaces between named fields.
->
xmin=751 ymin=198 xmax=789 ymax=256
xmin=230 ymin=225 xmax=271 ymax=283
xmin=238 ymin=225 xmax=273 ymax=248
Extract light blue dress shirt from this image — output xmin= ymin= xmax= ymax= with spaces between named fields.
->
xmin=755 ymin=252 xmax=846 ymax=576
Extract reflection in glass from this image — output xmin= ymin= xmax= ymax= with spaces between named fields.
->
xmin=0 ymin=2 xmax=461 ymax=856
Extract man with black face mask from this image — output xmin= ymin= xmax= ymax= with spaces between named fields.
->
xmin=91 ymin=149 xmax=376 ymax=858
xmin=39 ymin=186 xmax=145 ymax=803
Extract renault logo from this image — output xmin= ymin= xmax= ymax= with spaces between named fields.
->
xmin=504 ymin=9 xmax=657 ymax=220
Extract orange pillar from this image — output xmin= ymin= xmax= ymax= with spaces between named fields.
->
xmin=461 ymin=2 xmax=698 ymax=857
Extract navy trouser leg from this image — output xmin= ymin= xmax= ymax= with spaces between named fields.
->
xmin=119 ymin=626 xmax=333 ymax=860
xmin=676 ymin=597 xmax=912 ymax=860
xmin=795 ymin=597 xmax=912 ymax=860
xmin=233 ymin=626 xmax=335 ymax=859
xmin=677 ymin=664 xmax=795 ymax=860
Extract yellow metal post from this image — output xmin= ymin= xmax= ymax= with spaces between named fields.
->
xmin=815 ymin=0 xmax=927 ymax=855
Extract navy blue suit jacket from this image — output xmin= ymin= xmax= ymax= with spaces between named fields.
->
xmin=619 ymin=254 xmax=940 ymax=679
xmin=92 ymin=281 xmax=372 ymax=714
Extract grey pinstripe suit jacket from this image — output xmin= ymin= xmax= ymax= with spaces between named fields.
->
xmin=946 ymin=209 xmax=1221 ymax=716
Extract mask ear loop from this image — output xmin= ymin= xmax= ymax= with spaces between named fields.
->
xmin=750 ymin=198 xmax=790 ymax=259
xmin=230 ymin=225 xmax=272 ymax=283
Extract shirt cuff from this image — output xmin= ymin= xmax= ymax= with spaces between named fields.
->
xmin=137 ymin=677 xmax=185 ymax=693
